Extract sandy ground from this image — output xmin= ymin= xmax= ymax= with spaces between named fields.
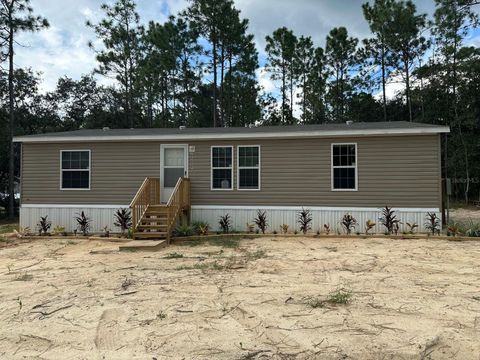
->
xmin=0 ymin=236 xmax=480 ymax=360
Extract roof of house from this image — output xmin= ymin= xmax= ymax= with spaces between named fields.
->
xmin=13 ymin=121 xmax=450 ymax=143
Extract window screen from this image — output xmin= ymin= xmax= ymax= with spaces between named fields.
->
xmin=238 ymin=146 xmax=260 ymax=190
xmin=332 ymin=144 xmax=356 ymax=190
xmin=61 ymin=151 xmax=90 ymax=189
xmin=211 ymin=146 xmax=233 ymax=190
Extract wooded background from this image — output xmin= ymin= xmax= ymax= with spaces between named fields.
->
xmin=0 ymin=0 xmax=479 ymax=217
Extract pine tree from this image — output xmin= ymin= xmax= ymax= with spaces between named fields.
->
xmin=265 ymin=27 xmax=297 ymax=124
xmin=385 ymin=0 xmax=429 ymax=122
xmin=362 ymin=0 xmax=396 ymax=121
xmin=325 ymin=27 xmax=358 ymax=123
xmin=87 ymin=0 xmax=143 ymax=128
xmin=0 ymin=0 xmax=49 ymax=219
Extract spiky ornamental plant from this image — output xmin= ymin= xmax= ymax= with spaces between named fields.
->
xmin=254 ymin=210 xmax=268 ymax=234
xmin=37 ymin=215 xmax=51 ymax=236
xmin=341 ymin=213 xmax=357 ymax=234
xmin=379 ymin=206 xmax=400 ymax=234
xmin=219 ymin=214 xmax=231 ymax=234
xmin=365 ymin=219 xmax=376 ymax=235
xmin=114 ymin=208 xmax=132 ymax=235
xmin=297 ymin=208 xmax=313 ymax=234
xmin=74 ymin=211 xmax=91 ymax=236
xmin=425 ymin=212 xmax=441 ymax=235
xmin=323 ymin=224 xmax=331 ymax=235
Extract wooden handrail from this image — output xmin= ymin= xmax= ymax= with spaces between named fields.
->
xmin=130 ymin=177 xmax=190 ymax=242
xmin=130 ymin=177 xmax=160 ymax=231
xmin=165 ymin=177 xmax=191 ymax=243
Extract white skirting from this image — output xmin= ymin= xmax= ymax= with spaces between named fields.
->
xmin=20 ymin=204 xmax=129 ymax=233
xmin=20 ymin=204 xmax=441 ymax=235
xmin=191 ymin=205 xmax=441 ymax=234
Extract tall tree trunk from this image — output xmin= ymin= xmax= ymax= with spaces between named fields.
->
xmin=381 ymin=43 xmax=387 ymax=121
xmin=281 ymin=58 xmax=286 ymax=124
xmin=405 ymin=56 xmax=412 ymax=122
xmin=289 ymin=61 xmax=293 ymax=122
xmin=8 ymin=18 xmax=15 ymax=220
xmin=212 ymin=37 xmax=218 ymax=127
xmin=219 ymin=44 xmax=225 ymax=127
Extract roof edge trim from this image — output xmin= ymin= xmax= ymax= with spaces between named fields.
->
xmin=13 ymin=126 xmax=451 ymax=143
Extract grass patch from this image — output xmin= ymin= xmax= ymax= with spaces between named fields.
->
xmin=245 ymin=249 xmax=267 ymax=260
xmin=164 ymin=252 xmax=184 ymax=259
xmin=306 ymin=289 xmax=352 ymax=308
xmin=327 ymin=290 xmax=352 ymax=305
xmin=14 ymin=273 xmax=33 ymax=281
xmin=0 ymin=223 xmax=18 ymax=234
xmin=180 ymin=237 xmax=240 ymax=248
xmin=157 ymin=311 xmax=167 ymax=320
xmin=175 ymin=262 xmax=210 ymax=271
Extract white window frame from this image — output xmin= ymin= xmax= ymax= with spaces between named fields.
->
xmin=211 ymin=145 xmax=234 ymax=191
xmin=237 ymin=145 xmax=261 ymax=191
xmin=331 ymin=143 xmax=358 ymax=192
xmin=60 ymin=149 xmax=91 ymax=191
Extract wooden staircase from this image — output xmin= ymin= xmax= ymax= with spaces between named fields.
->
xmin=130 ymin=177 xmax=190 ymax=243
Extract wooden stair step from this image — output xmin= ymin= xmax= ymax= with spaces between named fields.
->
xmin=134 ymin=231 xmax=168 ymax=239
xmin=138 ymin=224 xmax=168 ymax=230
xmin=141 ymin=216 xmax=167 ymax=222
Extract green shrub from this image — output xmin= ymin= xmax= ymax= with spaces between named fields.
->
xmin=192 ymin=221 xmax=209 ymax=235
xmin=174 ymin=224 xmax=194 ymax=237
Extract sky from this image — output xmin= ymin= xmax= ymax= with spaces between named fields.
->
xmin=13 ymin=0 xmax=480 ymax=98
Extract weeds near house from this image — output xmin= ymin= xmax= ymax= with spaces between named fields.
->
xmin=175 ymin=224 xmax=194 ymax=237
xmin=246 ymin=223 xmax=255 ymax=233
xmin=405 ymin=222 xmax=418 ymax=234
xmin=193 ymin=221 xmax=209 ymax=235
xmin=75 ymin=211 xmax=91 ymax=236
xmin=447 ymin=223 xmax=462 ymax=237
xmin=164 ymin=252 xmax=184 ymax=259
xmin=297 ymin=208 xmax=312 ymax=234
xmin=53 ymin=225 xmax=67 ymax=236
xmin=102 ymin=226 xmax=110 ymax=237
xmin=37 ymin=215 xmax=51 ymax=236
xmin=323 ymin=224 xmax=331 ymax=235
xmin=379 ymin=206 xmax=400 ymax=235
xmin=0 ymin=223 xmax=18 ymax=234
xmin=365 ymin=220 xmax=375 ymax=235
xmin=219 ymin=214 xmax=232 ymax=234
xmin=280 ymin=224 xmax=289 ymax=234
xmin=425 ymin=212 xmax=441 ymax=235
xmin=341 ymin=214 xmax=357 ymax=234
xmin=114 ymin=208 xmax=132 ymax=235
xmin=254 ymin=210 xmax=268 ymax=234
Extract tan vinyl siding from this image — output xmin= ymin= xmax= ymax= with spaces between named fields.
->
xmin=21 ymin=134 xmax=441 ymax=208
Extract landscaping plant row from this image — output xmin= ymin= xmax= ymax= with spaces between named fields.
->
xmin=176 ymin=206 xmax=480 ymax=238
xmin=16 ymin=205 xmax=480 ymax=239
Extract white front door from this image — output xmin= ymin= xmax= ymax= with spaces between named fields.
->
xmin=160 ymin=144 xmax=188 ymax=203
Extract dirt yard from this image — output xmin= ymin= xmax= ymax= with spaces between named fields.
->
xmin=1 ymin=236 xmax=480 ymax=360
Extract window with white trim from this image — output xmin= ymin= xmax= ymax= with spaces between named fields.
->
xmin=211 ymin=146 xmax=233 ymax=190
xmin=238 ymin=145 xmax=260 ymax=190
xmin=61 ymin=150 xmax=90 ymax=190
xmin=332 ymin=144 xmax=357 ymax=190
